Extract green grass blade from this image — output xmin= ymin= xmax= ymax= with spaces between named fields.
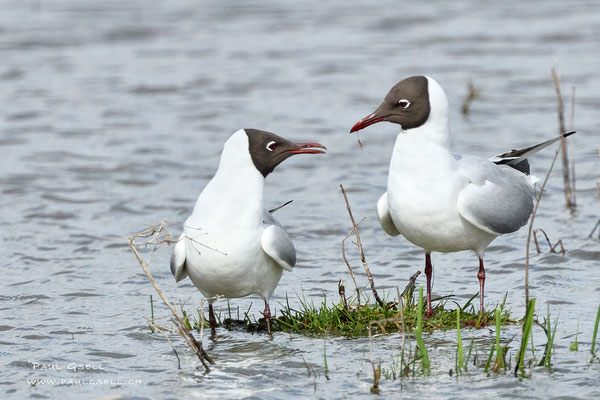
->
xmin=415 ymin=285 xmax=430 ymax=370
xmin=515 ymin=298 xmax=536 ymax=376
xmin=457 ymin=307 xmax=464 ymax=371
xmin=323 ymin=335 xmax=330 ymax=380
xmin=464 ymin=337 xmax=474 ymax=370
xmin=484 ymin=345 xmax=494 ymax=373
xmin=462 ymin=292 xmax=479 ymax=311
xmin=591 ymin=304 xmax=600 ymax=357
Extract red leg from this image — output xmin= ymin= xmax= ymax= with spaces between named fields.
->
xmin=424 ymin=253 xmax=434 ymax=318
xmin=263 ymin=301 xmax=273 ymax=340
xmin=478 ymin=258 xmax=485 ymax=313
xmin=208 ymin=303 xmax=217 ymax=337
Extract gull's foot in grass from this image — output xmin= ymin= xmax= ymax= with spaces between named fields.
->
xmin=424 ymin=310 xmax=435 ymax=319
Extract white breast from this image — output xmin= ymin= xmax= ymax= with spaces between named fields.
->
xmin=387 ymin=131 xmax=496 ymax=253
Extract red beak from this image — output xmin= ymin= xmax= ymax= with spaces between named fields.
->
xmin=285 ymin=142 xmax=327 ymax=155
xmin=350 ymin=112 xmax=385 ymax=133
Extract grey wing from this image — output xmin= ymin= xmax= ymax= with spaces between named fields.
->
xmin=457 ymin=164 xmax=534 ymax=235
xmin=170 ymin=233 xmax=188 ymax=282
xmin=377 ymin=192 xmax=401 ymax=236
xmin=261 ymin=223 xmax=296 ymax=272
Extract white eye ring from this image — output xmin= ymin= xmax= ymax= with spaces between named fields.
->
xmin=398 ymin=99 xmax=411 ymax=109
xmin=266 ymin=141 xmax=277 ymax=151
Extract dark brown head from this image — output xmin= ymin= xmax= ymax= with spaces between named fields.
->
xmin=350 ymin=76 xmax=432 ymax=133
xmin=244 ymin=129 xmax=326 ymax=177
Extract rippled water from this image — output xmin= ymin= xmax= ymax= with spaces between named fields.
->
xmin=1 ymin=0 xmax=599 ymax=398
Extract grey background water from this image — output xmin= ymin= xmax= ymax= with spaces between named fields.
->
xmin=1 ymin=0 xmax=599 ymax=398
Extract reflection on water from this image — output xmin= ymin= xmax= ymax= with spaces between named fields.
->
xmin=1 ymin=0 xmax=599 ymax=398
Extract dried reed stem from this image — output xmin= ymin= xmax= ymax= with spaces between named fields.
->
xmin=552 ymin=67 xmax=575 ymax=208
xmin=589 ymin=220 xmax=600 ymax=239
xmin=147 ymin=320 xmax=182 ymax=369
xmin=400 ymin=271 xmax=421 ymax=303
xmin=569 ymin=86 xmax=576 ymax=205
xmin=533 ymin=228 xmax=565 ymax=255
xmin=367 ymin=316 xmax=404 ymax=394
xmin=338 ymin=280 xmax=349 ymax=311
xmin=340 ymin=184 xmax=384 ymax=307
xmin=127 ymin=220 xmax=214 ymax=371
xmin=461 ymin=79 xmax=480 ymax=115
xmin=525 ymin=149 xmax=560 ymax=305
xmin=342 ymin=223 xmax=364 ymax=306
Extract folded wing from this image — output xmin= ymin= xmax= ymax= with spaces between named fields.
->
xmin=457 ymin=162 xmax=534 ymax=236
xmin=377 ymin=192 xmax=401 ymax=236
xmin=261 ymin=220 xmax=296 ymax=272
xmin=170 ymin=233 xmax=188 ymax=282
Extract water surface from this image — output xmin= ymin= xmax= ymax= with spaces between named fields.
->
xmin=1 ymin=0 xmax=599 ymax=398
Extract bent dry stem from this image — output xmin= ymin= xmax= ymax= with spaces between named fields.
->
xmin=128 ymin=220 xmax=214 ymax=371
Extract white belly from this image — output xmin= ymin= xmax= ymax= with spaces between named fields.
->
xmin=183 ymin=223 xmax=283 ymax=301
xmin=387 ymin=188 xmax=494 ymax=253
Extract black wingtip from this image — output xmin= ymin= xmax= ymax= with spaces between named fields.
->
xmin=563 ymin=131 xmax=575 ymax=138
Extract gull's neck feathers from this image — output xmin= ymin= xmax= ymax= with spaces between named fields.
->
xmin=402 ymin=76 xmax=451 ymax=148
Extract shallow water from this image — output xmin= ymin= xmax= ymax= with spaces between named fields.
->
xmin=1 ymin=0 xmax=599 ymax=398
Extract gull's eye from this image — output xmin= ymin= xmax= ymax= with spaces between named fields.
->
xmin=266 ymin=141 xmax=278 ymax=151
xmin=397 ymin=99 xmax=411 ymax=109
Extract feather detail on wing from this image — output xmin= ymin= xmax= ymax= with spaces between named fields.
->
xmin=377 ymin=192 xmax=401 ymax=236
xmin=457 ymin=166 xmax=534 ymax=236
xmin=261 ymin=224 xmax=296 ymax=272
xmin=489 ymin=132 xmax=575 ymax=167
xmin=170 ymin=233 xmax=188 ymax=282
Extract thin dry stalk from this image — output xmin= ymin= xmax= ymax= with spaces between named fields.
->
xmin=533 ymin=228 xmax=565 ymax=255
xmin=340 ymin=184 xmax=384 ymax=307
xmin=525 ymin=149 xmax=561 ymax=304
xmin=589 ymin=220 xmax=600 ymax=239
xmin=338 ymin=280 xmax=349 ymax=311
xmin=569 ymin=86 xmax=576 ymax=205
xmin=552 ymin=67 xmax=575 ymax=208
xmin=400 ymin=271 xmax=421 ymax=305
xmin=127 ymin=220 xmax=214 ymax=371
xmin=395 ymin=286 xmax=407 ymax=355
xmin=148 ymin=320 xmax=182 ymax=369
xmin=461 ymin=79 xmax=480 ymax=115
xmin=342 ymin=222 xmax=365 ymax=306
xmin=368 ymin=316 xmax=403 ymax=394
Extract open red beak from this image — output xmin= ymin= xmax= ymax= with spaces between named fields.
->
xmin=350 ymin=112 xmax=385 ymax=133
xmin=286 ymin=142 xmax=327 ymax=155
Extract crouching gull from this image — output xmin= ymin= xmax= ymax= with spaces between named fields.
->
xmin=350 ymin=75 xmax=574 ymax=317
xmin=170 ymin=129 xmax=326 ymax=337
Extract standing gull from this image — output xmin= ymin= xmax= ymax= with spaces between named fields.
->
xmin=350 ymin=75 xmax=573 ymax=316
xmin=170 ymin=129 xmax=326 ymax=336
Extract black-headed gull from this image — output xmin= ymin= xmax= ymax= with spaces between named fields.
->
xmin=170 ymin=129 xmax=326 ymax=336
xmin=350 ymin=75 xmax=573 ymax=316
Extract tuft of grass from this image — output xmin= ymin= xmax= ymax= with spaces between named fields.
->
xmin=272 ymin=290 xmax=513 ymax=338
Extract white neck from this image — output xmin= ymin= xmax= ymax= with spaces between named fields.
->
xmin=191 ymin=130 xmax=265 ymax=224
